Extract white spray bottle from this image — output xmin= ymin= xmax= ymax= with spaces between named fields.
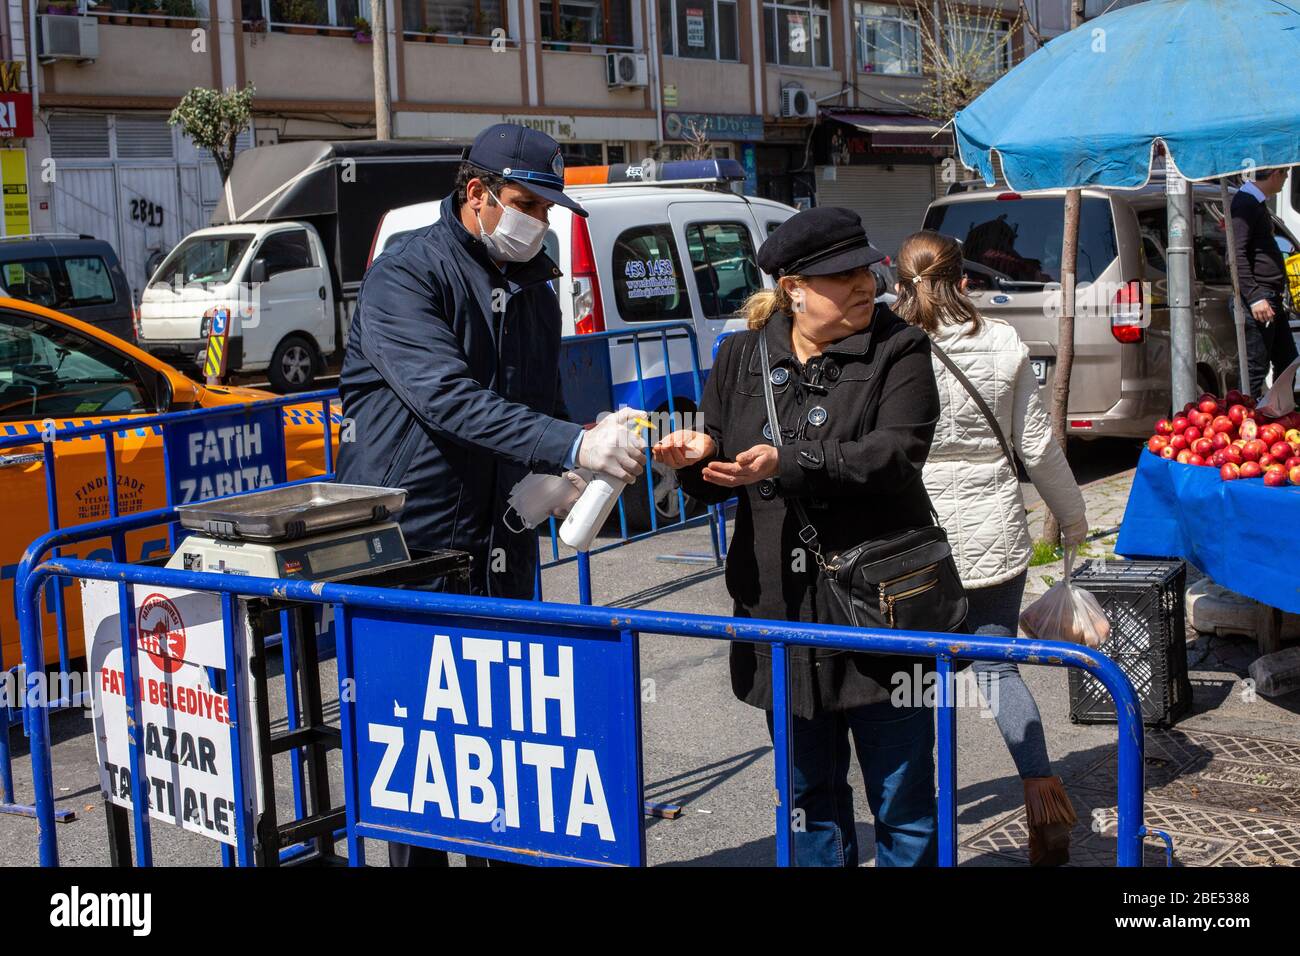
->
xmin=559 ymin=416 xmax=653 ymax=552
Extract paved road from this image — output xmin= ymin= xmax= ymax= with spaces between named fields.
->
xmin=4 ymin=440 xmax=1299 ymax=866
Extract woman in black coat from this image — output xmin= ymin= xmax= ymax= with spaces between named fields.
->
xmin=652 ymin=207 xmax=941 ymax=867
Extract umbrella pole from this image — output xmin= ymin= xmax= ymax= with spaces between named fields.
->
xmin=1167 ymin=180 xmax=1198 ymax=410
xmin=1219 ymin=177 xmax=1252 ymax=395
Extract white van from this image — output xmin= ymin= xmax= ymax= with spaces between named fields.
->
xmin=370 ymin=159 xmax=800 ymax=527
xmin=138 ymin=222 xmax=335 ymax=392
xmin=136 ymin=140 xmax=461 ymax=392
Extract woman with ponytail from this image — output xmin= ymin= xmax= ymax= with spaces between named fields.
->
xmin=652 ymin=208 xmax=942 ymax=867
xmin=895 ymin=229 xmax=1089 ymax=866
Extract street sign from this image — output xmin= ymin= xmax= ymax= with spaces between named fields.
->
xmin=81 ymin=580 xmax=258 ymax=846
xmin=341 ymin=607 xmax=645 ymax=866
xmin=162 ymin=404 xmax=287 ymax=505
xmin=203 ymin=308 xmax=231 ymax=382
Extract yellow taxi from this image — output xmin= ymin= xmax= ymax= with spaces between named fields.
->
xmin=0 ymin=296 xmax=339 ymax=668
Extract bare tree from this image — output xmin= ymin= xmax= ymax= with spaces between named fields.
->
xmin=682 ymin=119 xmax=713 ymax=161
xmin=907 ymin=0 xmax=1025 ymax=121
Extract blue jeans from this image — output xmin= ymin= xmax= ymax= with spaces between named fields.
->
xmin=766 ymin=701 xmax=937 ymax=867
xmin=966 ymin=571 xmax=1053 ymax=780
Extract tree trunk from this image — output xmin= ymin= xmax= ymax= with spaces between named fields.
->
xmin=372 ymin=0 xmax=392 ymax=140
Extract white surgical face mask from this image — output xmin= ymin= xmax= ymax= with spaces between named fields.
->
xmin=476 ymin=188 xmax=547 ymax=262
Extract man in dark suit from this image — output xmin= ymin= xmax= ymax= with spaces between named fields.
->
xmin=1231 ymin=166 xmax=1299 ymax=397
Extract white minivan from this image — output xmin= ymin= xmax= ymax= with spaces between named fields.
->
xmin=369 ymin=159 xmax=798 ymax=527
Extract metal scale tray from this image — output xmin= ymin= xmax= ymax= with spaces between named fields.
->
xmin=175 ymin=482 xmax=407 ymax=542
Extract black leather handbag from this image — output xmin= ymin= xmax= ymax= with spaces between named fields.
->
xmin=758 ymin=329 xmax=968 ymax=633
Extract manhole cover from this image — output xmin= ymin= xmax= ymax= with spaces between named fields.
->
xmin=965 ymin=727 xmax=1300 ymax=866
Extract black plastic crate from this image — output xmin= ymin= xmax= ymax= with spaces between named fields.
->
xmin=1066 ymin=559 xmax=1191 ymax=727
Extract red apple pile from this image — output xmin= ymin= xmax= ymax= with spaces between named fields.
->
xmin=1146 ymin=390 xmax=1300 ymax=486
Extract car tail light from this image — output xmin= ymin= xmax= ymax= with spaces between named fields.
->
xmin=571 ymin=215 xmax=605 ymax=335
xmin=996 ymin=192 xmax=1022 ymax=201
xmin=1070 ymin=420 xmax=1094 ymax=430
xmin=1111 ymin=279 xmax=1145 ymax=343
xmin=366 ymin=213 xmax=387 ymax=268
xmin=131 ymin=303 xmax=141 ymax=342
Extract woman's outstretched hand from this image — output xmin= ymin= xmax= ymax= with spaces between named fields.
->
xmin=701 ymin=444 xmax=779 ymax=487
xmin=652 ymin=430 xmax=717 ymax=469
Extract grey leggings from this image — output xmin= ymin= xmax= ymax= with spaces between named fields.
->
xmin=966 ymin=572 xmax=1053 ymax=780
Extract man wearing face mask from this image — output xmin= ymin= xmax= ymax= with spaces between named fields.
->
xmin=337 ymin=123 xmax=646 ymax=865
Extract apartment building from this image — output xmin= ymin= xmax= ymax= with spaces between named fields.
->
xmin=0 ymin=0 xmax=1072 ymax=296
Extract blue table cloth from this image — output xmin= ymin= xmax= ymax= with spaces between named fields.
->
xmin=1116 ymin=452 xmax=1300 ymax=614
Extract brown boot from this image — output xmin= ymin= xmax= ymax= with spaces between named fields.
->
xmin=1023 ymin=776 xmax=1076 ymax=866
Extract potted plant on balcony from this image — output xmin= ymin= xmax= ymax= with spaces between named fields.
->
xmin=44 ymin=0 xmax=79 ymax=15
xmin=160 ymin=0 xmax=197 ymax=26
xmin=463 ymin=8 xmax=489 ymax=46
xmin=246 ymin=15 xmax=268 ymax=45
xmin=130 ymin=0 xmax=166 ymax=26
xmin=352 ymin=16 xmax=371 ymax=42
xmin=103 ymin=1 xmax=131 ymax=25
xmin=274 ymin=0 xmax=320 ymax=35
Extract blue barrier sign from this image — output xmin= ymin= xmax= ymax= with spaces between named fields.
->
xmin=341 ymin=608 xmax=644 ymax=866
xmin=559 ymin=337 xmax=614 ymax=428
xmin=163 ymin=405 xmax=288 ymax=504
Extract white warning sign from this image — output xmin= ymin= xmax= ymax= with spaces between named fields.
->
xmin=81 ymin=580 xmax=259 ymax=846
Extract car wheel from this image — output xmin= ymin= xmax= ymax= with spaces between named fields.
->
xmin=269 ymin=335 xmax=317 ymax=393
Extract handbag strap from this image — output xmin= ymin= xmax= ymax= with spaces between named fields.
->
xmin=930 ymin=339 xmax=1016 ymax=470
xmin=757 ymin=329 xmax=827 ymax=569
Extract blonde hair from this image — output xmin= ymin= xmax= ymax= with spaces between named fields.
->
xmin=895 ymin=230 xmax=983 ymax=336
xmin=741 ymin=274 xmax=803 ymax=330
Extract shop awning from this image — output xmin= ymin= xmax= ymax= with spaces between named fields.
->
xmin=821 ymin=111 xmax=952 ymax=150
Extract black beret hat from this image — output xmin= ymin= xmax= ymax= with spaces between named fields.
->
xmin=756 ymin=206 xmax=886 ymax=278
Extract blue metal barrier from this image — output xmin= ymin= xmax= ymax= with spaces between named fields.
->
xmin=0 ymin=390 xmax=338 ymax=822
xmin=544 ymin=322 xmax=731 ymax=604
xmin=16 ymin=555 xmax=1146 ymax=868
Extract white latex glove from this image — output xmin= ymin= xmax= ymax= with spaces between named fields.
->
xmin=549 ymin=468 xmax=592 ymax=518
xmin=1061 ymin=518 xmax=1089 ymax=549
xmin=576 ymin=407 xmax=648 ymax=483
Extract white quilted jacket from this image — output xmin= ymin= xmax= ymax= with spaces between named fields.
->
xmin=922 ymin=317 xmax=1088 ymax=588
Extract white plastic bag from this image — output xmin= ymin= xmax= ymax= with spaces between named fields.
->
xmin=1255 ymin=356 xmax=1300 ymax=417
xmin=1019 ymin=548 xmax=1112 ymax=648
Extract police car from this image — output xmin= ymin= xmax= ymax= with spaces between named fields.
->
xmin=369 ymin=159 xmax=798 ymax=527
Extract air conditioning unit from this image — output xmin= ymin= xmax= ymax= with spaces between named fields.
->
xmin=780 ymin=86 xmax=817 ymax=119
xmin=606 ymin=52 xmax=649 ymax=89
xmin=38 ymin=14 xmax=99 ymax=62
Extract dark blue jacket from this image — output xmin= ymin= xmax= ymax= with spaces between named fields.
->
xmin=336 ymin=193 xmax=582 ymax=598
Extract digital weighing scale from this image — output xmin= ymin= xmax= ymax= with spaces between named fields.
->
xmin=168 ymin=483 xmax=415 ymax=582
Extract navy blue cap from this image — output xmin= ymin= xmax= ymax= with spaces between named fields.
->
xmin=465 ymin=123 xmax=588 ymax=217
xmin=757 ymin=206 xmax=885 ymax=277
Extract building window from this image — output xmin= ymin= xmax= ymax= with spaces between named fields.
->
xmin=562 ymin=143 xmax=607 ymax=166
xmin=764 ymin=0 xmax=830 ymax=69
xmin=945 ymin=17 xmax=1012 ymax=79
xmin=854 ymin=2 xmax=921 ymax=75
xmin=403 ymin=0 xmax=505 ymax=36
xmin=261 ymin=0 xmax=372 ymax=28
xmin=659 ymin=0 xmax=739 ymax=61
xmin=540 ymin=0 xmax=633 ymax=47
